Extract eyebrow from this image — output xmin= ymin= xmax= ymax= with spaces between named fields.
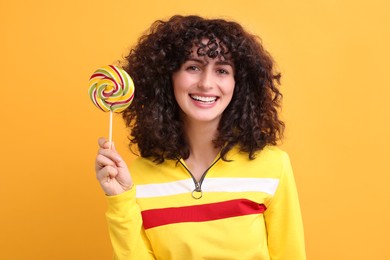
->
xmin=186 ymin=58 xmax=234 ymax=67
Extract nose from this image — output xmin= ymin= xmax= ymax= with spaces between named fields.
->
xmin=198 ymin=69 xmax=214 ymax=90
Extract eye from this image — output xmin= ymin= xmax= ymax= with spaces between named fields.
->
xmin=217 ymin=68 xmax=231 ymax=75
xmin=186 ymin=65 xmax=200 ymax=71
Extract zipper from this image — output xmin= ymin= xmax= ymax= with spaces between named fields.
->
xmin=177 ymin=157 xmax=221 ymax=199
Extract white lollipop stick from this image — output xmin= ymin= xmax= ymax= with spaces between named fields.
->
xmin=109 ymin=110 xmax=113 ymax=150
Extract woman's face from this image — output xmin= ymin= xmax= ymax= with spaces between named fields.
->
xmin=172 ymin=43 xmax=235 ymax=126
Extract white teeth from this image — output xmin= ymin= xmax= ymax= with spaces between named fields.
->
xmin=190 ymin=95 xmax=217 ymax=102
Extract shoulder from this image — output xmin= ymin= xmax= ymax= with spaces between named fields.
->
xmin=129 ymin=156 xmax=155 ymax=171
xmin=226 ymin=145 xmax=291 ymax=179
xmin=229 ymin=145 xmax=290 ymax=164
xmin=257 ymin=146 xmax=291 ymax=168
xmin=257 ymin=145 xmax=289 ymax=159
xmin=129 ymin=156 xmax=180 ymax=184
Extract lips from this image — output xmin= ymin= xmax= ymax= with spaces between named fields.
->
xmin=190 ymin=94 xmax=218 ymax=103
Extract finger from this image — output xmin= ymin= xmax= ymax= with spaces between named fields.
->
xmin=95 ymin=154 xmax=116 ymax=171
xmin=113 ymin=153 xmax=128 ymax=171
xmin=98 ymin=137 xmax=110 ymax=149
xmin=96 ymin=165 xmax=118 ymax=183
xmin=98 ymin=148 xmax=126 ymax=169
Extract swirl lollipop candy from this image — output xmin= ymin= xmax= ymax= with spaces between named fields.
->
xmin=89 ymin=65 xmax=135 ymax=149
xmin=89 ymin=65 xmax=134 ymax=112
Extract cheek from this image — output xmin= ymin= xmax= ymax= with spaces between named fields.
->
xmin=225 ymin=80 xmax=235 ymax=96
xmin=172 ymin=73 xmax=188 ymax=91
xmin=172 ymin=80 xmax=187 ymax=108
xmin=225 ymin=82 xmax=235 ymax=103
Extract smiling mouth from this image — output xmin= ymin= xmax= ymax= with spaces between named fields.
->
xmin=190 ymin=95 xmax=218 ymax=103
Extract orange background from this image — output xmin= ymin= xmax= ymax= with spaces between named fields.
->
xmin=1 ymin=0 xmax=389 ymax=259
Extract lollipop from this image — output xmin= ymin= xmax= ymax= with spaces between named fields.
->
xmin=89 ymin=65 xmax=135 ymax=149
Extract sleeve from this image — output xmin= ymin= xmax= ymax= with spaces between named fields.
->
xmin=264 ymin=152 xmax=306 ymax=260
xmin=105 ymin=187 xmax=155 ymax=260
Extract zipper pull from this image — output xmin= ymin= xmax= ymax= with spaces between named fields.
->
xmin=191 ymin=182 xmax=203 ymax=199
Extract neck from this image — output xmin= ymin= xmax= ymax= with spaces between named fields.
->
xmin=183 ymin=118 xmax=221 ymax=181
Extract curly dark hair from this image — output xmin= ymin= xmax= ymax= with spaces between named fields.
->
xmin=122 ymin=15 xmax=284 ymax=163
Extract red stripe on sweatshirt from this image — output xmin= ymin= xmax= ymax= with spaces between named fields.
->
xmin=141 ymin=199 xmax=266 ymax=230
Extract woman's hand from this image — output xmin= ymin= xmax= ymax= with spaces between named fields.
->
xmin=95 ymin=137 xmax=133 ymax=196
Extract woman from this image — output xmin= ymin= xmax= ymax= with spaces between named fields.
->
xmin=95 ymin=15 xmax=306 ymax=259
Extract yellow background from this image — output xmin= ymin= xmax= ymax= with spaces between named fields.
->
xmin=1 ymin=0 xmax=389 ymax=259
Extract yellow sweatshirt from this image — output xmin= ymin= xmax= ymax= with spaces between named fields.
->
xmin=106 ymin=146 xmax=306 ymax=259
